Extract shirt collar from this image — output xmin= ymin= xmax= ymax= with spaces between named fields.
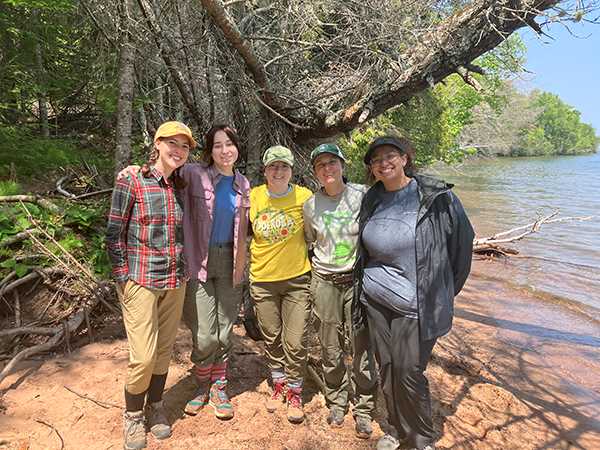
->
xmin=150 ymin=166 xmax=173 ymax=185
xmin=208 ymin=164 xmax=242 ymax=192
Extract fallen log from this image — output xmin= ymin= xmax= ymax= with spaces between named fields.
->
xmin=0 ymin=195 xmax=62 ymax=214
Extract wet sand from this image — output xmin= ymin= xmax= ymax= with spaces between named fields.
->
xmin=1 ymin=261 xmax=600 ymax=449
xmin=433 ymin=260 xmax=600 ymax=448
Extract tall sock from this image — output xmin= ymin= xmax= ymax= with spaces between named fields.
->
xmin=194 ymin=364 xmax=212 ymax=384
xmin=271 ymin=367 xmax=286 ymax=384
xmin=287 ymin=379 xmax=303 ymax=390
xmin=211 ymin=361 xmax=227 ymax=382
xmin=124 ymin=388 xmax=146 ymax=412
xmin=147 ymin=373 xmax=168 ymax=403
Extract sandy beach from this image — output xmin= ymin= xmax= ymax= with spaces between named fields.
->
xmin=1 ymin=259 xmax=599 ymax=449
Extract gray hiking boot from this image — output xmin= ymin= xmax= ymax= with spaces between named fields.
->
xmin=354 ymin=415 xmax=373 ymax=439
xmin=145 ymin=400 xmax=172 ymax=440
xmin=327 ymin=408 xmax=345 ymax=427
xmin=376 ymin=433 xmax=401 ymax=450
xmin=123 ymin=410 xmax=146 ymax=450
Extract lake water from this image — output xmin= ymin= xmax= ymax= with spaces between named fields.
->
xmin=429 ymin=152 xmax=600 ymax=322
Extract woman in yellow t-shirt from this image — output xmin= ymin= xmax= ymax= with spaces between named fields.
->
xmin=249 ymin=145 xmax=312 ymax=424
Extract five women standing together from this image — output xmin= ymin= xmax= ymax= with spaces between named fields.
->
xmin=109 ymin=123 xmax=473 ymax=450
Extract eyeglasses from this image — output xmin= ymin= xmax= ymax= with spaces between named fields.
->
xmin=369 ymin=152 xmax=401 ymax=166
xmin=164 ymin=138 xmax=191 ymax=152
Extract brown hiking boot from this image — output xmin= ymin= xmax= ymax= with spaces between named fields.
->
xmin=266 ymin=380 xmax=286 ymax=413
xmin=184 ymin=380 xmax=210 ymax=416
xmin=123 ymin=410 xmax=146 ymax=450
xmin=209 ymin=378 xmax=234 ymax=420
xmin=286 ymin=386 xmax=304 ymax=424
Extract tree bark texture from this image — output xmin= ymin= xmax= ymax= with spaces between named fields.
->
xmin=114 ymin=0 xmax=136 ymax=176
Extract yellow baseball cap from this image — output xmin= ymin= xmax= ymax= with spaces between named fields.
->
xmin=154 ymin=121 xmax=197 ymax=149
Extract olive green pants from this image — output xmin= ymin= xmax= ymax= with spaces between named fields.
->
xmin=250 ymin=272 xmax=311 ymax=384
xmin=183 ymin=246 xmax=242 ymax=368
xmin=311 ymin=272 xmax=377 ymax=419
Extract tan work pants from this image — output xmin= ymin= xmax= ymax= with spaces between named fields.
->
xmin=120 ymin=280 xmax=186 ymax=395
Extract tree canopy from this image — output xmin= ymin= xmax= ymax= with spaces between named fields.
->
xmin=0 ymin=0 xmax=599 ymax=177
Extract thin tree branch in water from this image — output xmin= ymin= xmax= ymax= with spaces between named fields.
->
xmin=473 ymin=212 xmax=596 ymax=255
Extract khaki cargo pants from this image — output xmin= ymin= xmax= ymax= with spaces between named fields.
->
xmin=119 ymin=280 xmax=186 ymax=395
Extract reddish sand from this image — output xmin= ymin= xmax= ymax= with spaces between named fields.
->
xmin=1 ymin=261 xmax=599 ymax=449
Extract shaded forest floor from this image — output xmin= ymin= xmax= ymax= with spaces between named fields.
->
xmin=1 ymin=263 xmax=600 ymax=450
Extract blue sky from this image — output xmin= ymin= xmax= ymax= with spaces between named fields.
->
xmin=518 ymin=20 xmax=600 ymax=132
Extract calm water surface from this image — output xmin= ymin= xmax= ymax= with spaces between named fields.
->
xmin=430 ymin=152 xmax=600 ymax=319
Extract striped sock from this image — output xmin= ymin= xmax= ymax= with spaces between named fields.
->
xmin=271 ymin=368 xmax=286 ymax=384
xmin=211 ymin=362 xmax=227 ymax=382
xmin=194 ymin=364 xmax=212 ymax=384
xmin=287 ymin=379 xmax=303 ymax=390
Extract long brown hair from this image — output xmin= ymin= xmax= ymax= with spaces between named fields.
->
xmin=141 ymin=139 xmax=187 ymax=189
xmin=201 ymin=124 xmax=240 ymax=166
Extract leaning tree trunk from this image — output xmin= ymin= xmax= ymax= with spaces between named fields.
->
xmin=114 ymin=0 xmax=136 ymax=176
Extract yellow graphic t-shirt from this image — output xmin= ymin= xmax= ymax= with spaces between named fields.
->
xmin=249 ymin=184 xmax=313 ymax=282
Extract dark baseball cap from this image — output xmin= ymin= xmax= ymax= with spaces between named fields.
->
xmin=363 ymin=136 xmax=413 ymax=164
xmin=310 ymin=143 xmax=346 ymax=165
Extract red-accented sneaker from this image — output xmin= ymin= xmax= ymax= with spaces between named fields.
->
xmin=266 ymin=380 xmax=286 ymax=413
xmin=286 ymin=386 xmax=304 ymax=424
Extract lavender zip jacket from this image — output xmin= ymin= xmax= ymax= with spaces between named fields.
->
xmin=181 ymin=163 xmax=250 ymax=285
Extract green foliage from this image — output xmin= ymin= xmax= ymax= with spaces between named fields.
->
xmin=0 ymin=180 xmax=21 ymax=195
xmin=0 ymin=125 xmax=111 ymax=180
xmin=0 ymin=197 xmax=110 ymax=279
xmin=521 ymin=91 xmax=599 ymax=155
xmin=0 ymin=0 xmax=117 ymax=130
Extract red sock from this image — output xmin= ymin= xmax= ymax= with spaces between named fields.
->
xmin=211 ymin=362 xmax=227 ymax=382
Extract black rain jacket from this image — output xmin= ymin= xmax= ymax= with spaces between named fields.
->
xmin=352 ymin=175 xmax=475 ymax=341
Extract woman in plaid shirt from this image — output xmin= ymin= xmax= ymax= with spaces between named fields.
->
xmin=117 ymin=124 xmax=252 ymax=423
xmin=107 ymin=121 xmax=195 ymax=450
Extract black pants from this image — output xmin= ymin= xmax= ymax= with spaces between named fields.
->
xmin=365 ymin=300 xmax=436 ymax=449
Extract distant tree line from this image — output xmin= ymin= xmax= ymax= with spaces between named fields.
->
xmin=0 ymin=0 xmax=598 ymax=182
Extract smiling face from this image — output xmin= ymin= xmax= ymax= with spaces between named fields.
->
xmin=154 ymin=133 xmax=190 ymax=176
xmin=211 ymin=130 xmax=239 ymax=175
xmin=313 ymin=153 xmax=344 ymax=188
xmin=369 ymin=145 xmax=408 ymax=184
xmin=264 ymin=161 xmax=293 ymax=193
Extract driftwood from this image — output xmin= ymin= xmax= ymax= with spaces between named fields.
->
xmin=473 ymin=211 xmax=595 ymax=256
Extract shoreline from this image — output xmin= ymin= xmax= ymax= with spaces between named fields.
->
xmin=1 ymin=264 xmax=599 ymax=449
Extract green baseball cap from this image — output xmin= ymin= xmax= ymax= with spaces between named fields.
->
xmin=263 ymin=145 xmax=294 ymax=167
xmin=310 ymin=143 xmax=346 ymax=165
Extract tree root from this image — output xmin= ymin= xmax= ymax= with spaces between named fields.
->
xmin=0 ymin=284 xmax=111 ymax=386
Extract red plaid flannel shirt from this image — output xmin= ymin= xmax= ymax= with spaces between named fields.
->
xmin=106 ymin=167 xmax=185 ymax=289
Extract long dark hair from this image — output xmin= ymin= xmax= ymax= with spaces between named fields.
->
xmin=201 ymin=124 xmax=240 ymax=166
xmin=141 ymin=139 xmax=187 ymax=189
